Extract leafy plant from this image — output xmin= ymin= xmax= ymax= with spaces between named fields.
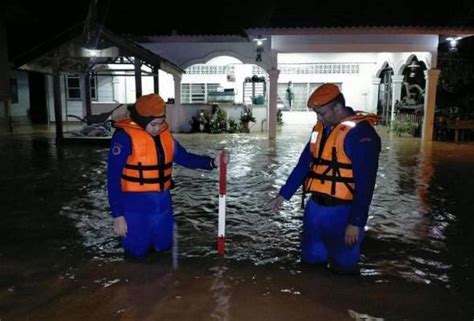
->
xmin=227 ymin=117 xmax=239 ymax=133
xmin=189 ymin=109 xmax=210 ymax=132
xmin=209 ymin=105 xmax=227 ymax=133
xmin=391 ymin=120 xmax=419 ymax=136
xmin=240 ymin=111 xmax=256 ymax=123
xmin=240 ymin=105 xmax=256 ymax=123
xmin=277 ymin=109 xmax=283 ymax=125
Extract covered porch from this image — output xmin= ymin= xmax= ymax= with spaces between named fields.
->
xmin=138 ymin=27 xmax=474 ymax=141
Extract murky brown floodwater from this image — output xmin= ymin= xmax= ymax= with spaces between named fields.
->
xmin=1 ymin=125 xmax=473 ymax=320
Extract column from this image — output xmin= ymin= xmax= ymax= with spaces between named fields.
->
xmin=422 ymin=69 xmax=441 ymax=141
xmin=391 ymin=75 xmax=404 ymax=122
xmin=3 ymin=99 xmax=12 ymax=132
xmin=80 ymin=73 xmax=92 ymax=116
xmin=370 ymin=77 xmax=380 ymax=114
xmin=53 ymin=67 xmax=63 ymax=141
xmin=134 ymin=58 xmax=142 ymax=98
xmin=173 ymin=74 xmax=182 ymax=105
xmin=153 ymin=66 xmax=160 ymax=94
xmin=169 ymin=74 xmax=182 ymax=132
xmin=267 ymin=68 xmax=280 ymax=139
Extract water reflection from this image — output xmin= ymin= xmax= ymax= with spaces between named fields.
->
xmin=364 ymin=136 xmax=455 ymax=284
xmin=209 ymin=265 xmax=231 ymax=321
xmin=2 ymin=126 xmax=474 ymax=291
xmin=121 ymin=262 xmax=175 ymax=320
xmin=348 ymin=309 xmax=384 ymax=321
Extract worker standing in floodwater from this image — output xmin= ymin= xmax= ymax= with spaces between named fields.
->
xmin=270 ymin=84 xmax=380 ymax=274
xmin=107 ymin=93 xmax=228 ymax=258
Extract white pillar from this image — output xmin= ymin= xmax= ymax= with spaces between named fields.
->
xmin=169 ymin=74 xmax=183 ymax=133
xmin=53 ymin=67 xmax=64 ymax=141
xmin=173 ymin=74 xmax=182 ymax=105
xmin=391 ymin=75 xmax=404 ymax=122
xmin=422 ymin=69 xmax=441 ymax=141
xmin=371 ymin=77 xmax=380 ymax=114
xmin=267 ymin=68 xmax=280 ymax=139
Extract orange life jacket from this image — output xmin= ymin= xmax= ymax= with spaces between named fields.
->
xmin=303 ymin=113 xmax=377 ymax=201
xmin=114 ymin=119 xmax=174 ymax=192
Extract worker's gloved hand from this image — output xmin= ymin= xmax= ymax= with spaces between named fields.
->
xmin=113 ymin=216 xmax=128 ymax=237
xmin=269 ymin=195 xmax=285 ymax=213
xmin=213 ymin=149 xmax=229 ymax=168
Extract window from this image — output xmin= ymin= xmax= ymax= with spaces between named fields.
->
xmin=181 ymin=83 xmax=219 ymax=103
xmin=90 ymin=76 xmax=96 ymax=99
xmin=66 ymin=75 xmax=97 ymax=100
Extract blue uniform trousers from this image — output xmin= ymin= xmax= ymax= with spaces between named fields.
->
xmin=301 ymin=199 xmax=364 ymax=272
xmin=122 ymin=192 xmax=174 ymax=257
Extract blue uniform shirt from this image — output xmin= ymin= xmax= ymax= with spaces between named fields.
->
xmin=107 ymin=129 xmax=215 ymax=218
xmin=279 ymin=109 xmax=381 ymax=227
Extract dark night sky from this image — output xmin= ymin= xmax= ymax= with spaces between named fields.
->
xmin=3 ymin=0 xmax=474 ymax=58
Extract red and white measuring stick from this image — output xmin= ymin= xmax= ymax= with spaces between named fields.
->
xmin=217 ymin=150 xmax=227 ymax=255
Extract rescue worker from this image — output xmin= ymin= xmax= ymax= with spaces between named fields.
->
xmin=270 ymin=84 xmax=380 ymax=274
xmin=107 ymin=93 xmax=227 ymax=258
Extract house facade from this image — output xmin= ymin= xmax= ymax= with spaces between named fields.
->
xmin=3 ymin=26 xmax=473 ymax=140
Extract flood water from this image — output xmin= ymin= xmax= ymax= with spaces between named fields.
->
xmin=1 ymin=125 xmax=473 ymax=320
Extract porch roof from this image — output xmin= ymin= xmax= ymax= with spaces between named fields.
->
xmin=13 ymin=22 xmax=184 ymax=76
xmin=245 ymin=26 xmax=474 ymax=36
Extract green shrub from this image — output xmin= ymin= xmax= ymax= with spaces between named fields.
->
xmin=391 ymin=120 xmax=419 ymax=136
xmin=227 ymin=117 xmax=239 ymax=133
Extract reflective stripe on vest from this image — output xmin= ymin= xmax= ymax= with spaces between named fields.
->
xmin=304 ymin=114 xmax=373 ymax=201
xmin=114 ymin=119 xmax=174 ymax=192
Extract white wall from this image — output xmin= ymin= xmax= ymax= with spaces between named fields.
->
xmin=119 ymin=72 xmax=175 ymax=103
xmin=47 ymin=75 xmax=122 ymax=122
xmin=97 ymin=76 xmax=114 ymax=102
xmin=0 ymin=70 xmax=31 ymax=121
xmin=158 ymin=70 xmax=175 ymax=102
xmin=44 ymin=68 xmax=179 ymax=122
xmin=272 ymin=34 xmax=438 ymax=57
xmin=10 ymin=71 xmax=30 ymax=118
xmin=282 ymin=111 xmax=316 ymax=125
xmin=277 ymin=52 xmax=433 ymax=112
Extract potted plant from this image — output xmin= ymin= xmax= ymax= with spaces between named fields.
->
xmin=252 ymin=95 xmax=265 ymax=105
xmin=240 ymin=105 xmax=256 ymax=133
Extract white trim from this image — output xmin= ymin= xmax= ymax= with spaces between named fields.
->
xmin=246 ymin=27 xmax=474 ymax=36
xmin=218 ymin=195 xmax=226 ymax=237
xmin=181 ymin=50 xmax=254 ymax=69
